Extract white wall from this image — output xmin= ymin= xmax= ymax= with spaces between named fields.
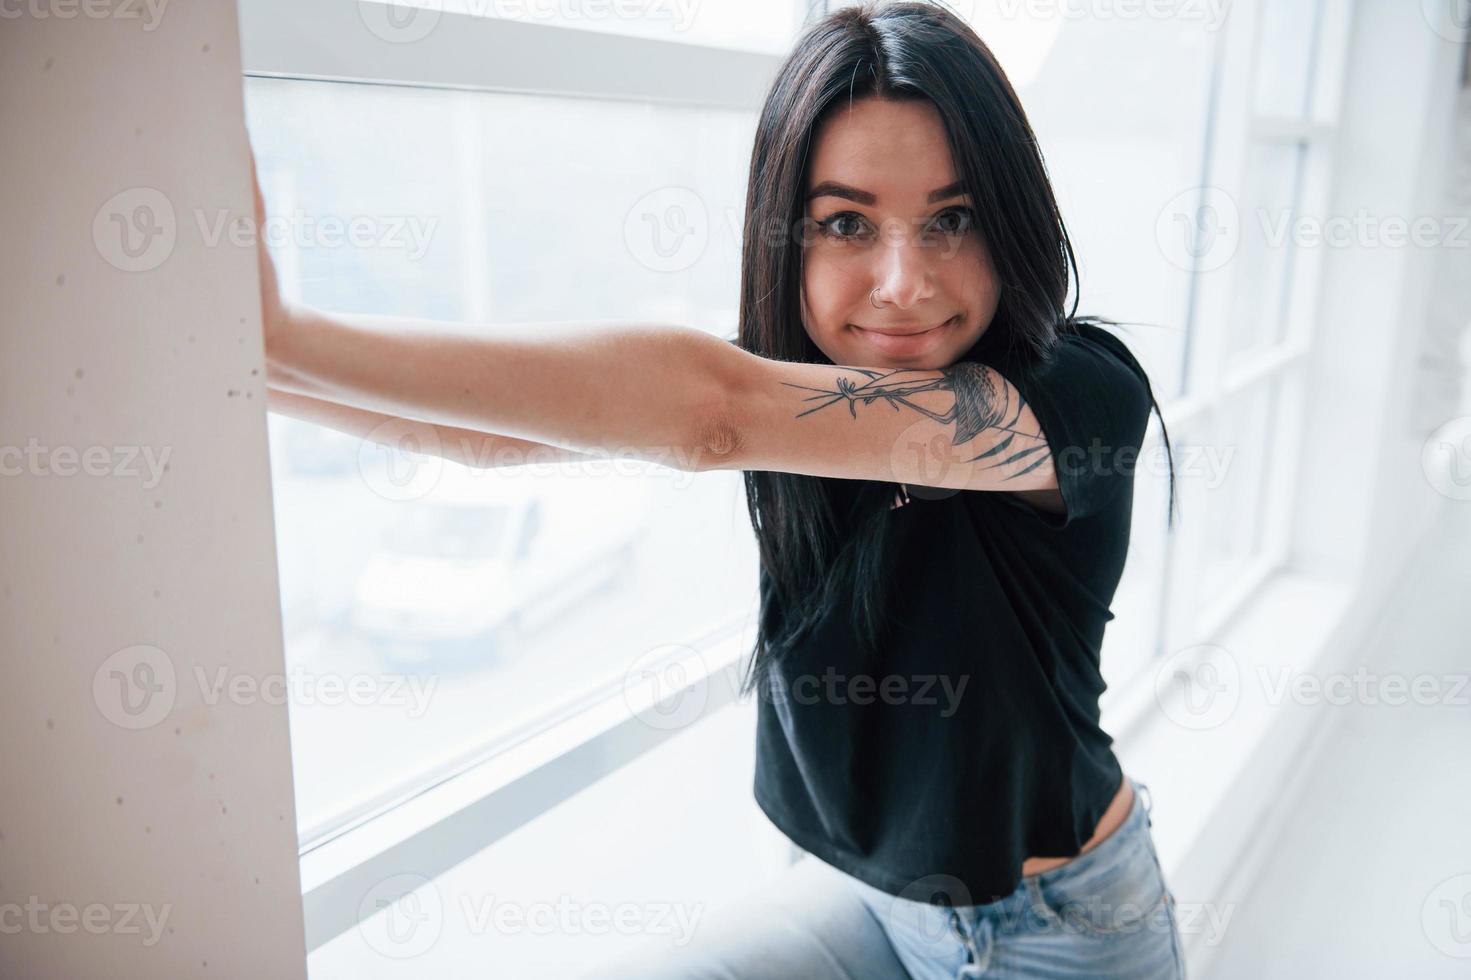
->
xmin=1123 ymin=5 xmax=1468 ymax=973
xmin=1292 ymin=0 xmax=1464 ymax=584
xmin=0 ymin=5 xmax=307 ymax=978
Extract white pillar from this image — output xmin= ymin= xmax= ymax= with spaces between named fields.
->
xmin=0 ymin=4 xmax=308 ymax=978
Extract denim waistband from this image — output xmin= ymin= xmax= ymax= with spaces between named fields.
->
xmin=1022 ymin=776 xmax=1154 ymax=893
xmin=843 ymin=777 xmax=1156 ymax=920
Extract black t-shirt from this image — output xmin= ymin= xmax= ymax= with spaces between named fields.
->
xmin=751 ymin=321 xmax=1155 ymax=906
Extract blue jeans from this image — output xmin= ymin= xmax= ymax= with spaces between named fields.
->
xmin=844 ymin=777 xmax=1185 ymax=979
xmin=595 ymin=777 xmax=1184 ymax=979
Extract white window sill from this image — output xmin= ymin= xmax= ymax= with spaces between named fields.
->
xmin=298 ymin=619 xmax=756 ymax=952
xmin=1100 ymin=568 xmax=1363 ymax=961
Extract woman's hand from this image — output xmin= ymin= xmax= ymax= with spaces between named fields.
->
xmin=248 ymin=146 xmax=293 ymax=373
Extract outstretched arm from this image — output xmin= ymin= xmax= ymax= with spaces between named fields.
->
xmin=265 ymin=387 xmax=593 ymax=470
xmin=264 ymin=306 xmax=1057 ymax=493
xmin=266 ymin=311 xmax=720 ymax=473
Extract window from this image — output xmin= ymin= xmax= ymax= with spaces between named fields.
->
xmin=245 ymin=4 xmax=788 ymax=854
xmin=1157 ymin=0 xmax=1341 ymax=647
xmin=246 ymin=0 xmax=1356 ymax=961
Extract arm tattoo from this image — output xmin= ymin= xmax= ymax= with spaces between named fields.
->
xmin=780 ymin=363 xmax=1050 ymax=478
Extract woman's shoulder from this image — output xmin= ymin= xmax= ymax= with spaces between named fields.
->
xmin=1032 ymin=322 xmax=1154 ymax=423
xmin=1057 ymin=320 xmax=1147 ymax=376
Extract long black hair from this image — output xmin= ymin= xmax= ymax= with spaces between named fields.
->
xmin=734 ymin=0 xmax=1176 ymax=700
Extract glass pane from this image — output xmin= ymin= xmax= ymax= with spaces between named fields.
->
xmin=1225 ymin=141 xmax=1304 ymax=360
xmin=1101 ymin=423 xmax=1173 ymax=695
xmin=1190 ymin=380 xmax=1275 ymax=616
xmin=956 ymin=1 xmax=1220 ymax=689
xmin=1252 ymin=0 xmax=1323 ymax=118
xmin=360 ymin=0 xmax=804 ymax=54
xmin=963 ymin=1 xmax=1219 ymax=401
xmin=246 ymin=77 xmax=755 ymax=330
xmin=247 ymin=77 xmax=761 ymax=838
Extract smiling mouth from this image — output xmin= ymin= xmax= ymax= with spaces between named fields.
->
xmin=851 ymin=313 xmax=960 ymax=336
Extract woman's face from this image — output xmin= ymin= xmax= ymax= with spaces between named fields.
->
xmin=800 ymin=96 xmax=1000 ymax=371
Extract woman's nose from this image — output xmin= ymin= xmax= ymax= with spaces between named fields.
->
xmin=873 ymin=220 xmax=936 ymax=308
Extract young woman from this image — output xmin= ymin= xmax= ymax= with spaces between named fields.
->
xmin=256 ymin=2 xmax=1183 ymax=976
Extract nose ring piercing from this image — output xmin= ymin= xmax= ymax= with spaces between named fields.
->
xmin=870 ymin=286 xmax=883 ymax=309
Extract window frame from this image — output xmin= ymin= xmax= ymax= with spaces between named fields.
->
xmin=244 ymin=0 xmax=1360 ymax=955
xmin=239 ymin=0 xmax=795 ymax=109
xmin=242 ymin=0 xmax=821 ymax=954
xmin=1144 ymin=0 xmax=1353 ymax=663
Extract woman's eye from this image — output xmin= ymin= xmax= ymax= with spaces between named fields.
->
xmin=818 ymin=212 xmax=869 ymax=240
xmin=929 ymin=207 xmax=975 ymax=236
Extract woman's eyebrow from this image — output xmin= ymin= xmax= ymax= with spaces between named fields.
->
xmin=805 ymin=179 xmax=968 ymax=205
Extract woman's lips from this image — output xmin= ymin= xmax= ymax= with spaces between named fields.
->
xmin=851 ymin=314 xmax=959 ymax=356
